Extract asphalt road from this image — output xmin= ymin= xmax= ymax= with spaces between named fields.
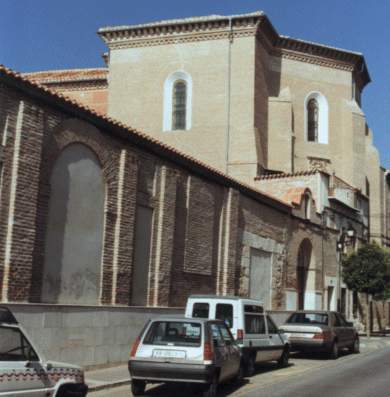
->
xmin=90 ymin=346 xmax=390 ymax=397
xmin=243 ymin=346 xmax=390 ymax=397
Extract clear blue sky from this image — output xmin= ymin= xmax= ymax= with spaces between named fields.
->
xmin=1 ymin=0 xmax=389 ymax=168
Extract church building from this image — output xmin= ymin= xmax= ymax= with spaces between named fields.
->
xmin=0 ymin=11 xmax=388 ymax=366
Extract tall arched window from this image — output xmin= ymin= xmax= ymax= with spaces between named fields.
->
xmin=172 ymin=80 xmax=187 ymax=130
xmin=305 ymin=92 xmax=329 ymax=144
xmin=163 ymin=71 xmax=192 ymax=131
xmin=307 ymin=98 xmax=319 ymax=142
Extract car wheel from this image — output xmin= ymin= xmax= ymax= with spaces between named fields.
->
xmin=277 ymin=348 xmax=289 ymax=368
xmin=329 ymin=341 xmax=339 ymax=359
xmin=234 ymin=362 xmax=244 ymax=384
xmin=131 ymin=380 xmax=146 ymax=396
xmin=348 ymin=337 xmax=360 ymax=354
xmin=245 ymin=354 xmax=256 ymax=377
xmin=203 ymin=374 xmax=218 ymax=397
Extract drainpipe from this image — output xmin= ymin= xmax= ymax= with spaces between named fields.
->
xmin=225 ymin=17 xmax=233 ymax=174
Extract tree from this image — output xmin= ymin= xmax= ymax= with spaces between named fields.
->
xmin=342 ymin=242 xmax=390 ymax=335
xmin=342 ymin=243 xmax=389 ymax=296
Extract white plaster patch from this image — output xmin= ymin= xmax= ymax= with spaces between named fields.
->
xmin=111 ymin=150 xmax=126 ymax=304
xmin=2 ymin=101 xmax=24 ymax=302
xmin=285 ymin=290 xmax=297 ymax=310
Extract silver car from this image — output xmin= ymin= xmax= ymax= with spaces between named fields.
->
xmin=279 ymin=311 xmax=360 ymax=359
xmin=128 ymin=316 xmax=243 ymax=397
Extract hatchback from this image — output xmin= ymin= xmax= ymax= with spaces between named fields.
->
xmin=128 ymin=316 xmax=242 ymax=397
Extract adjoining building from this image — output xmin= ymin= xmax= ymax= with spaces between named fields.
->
xmin=0 ymin=11 xmax=388 ymax=366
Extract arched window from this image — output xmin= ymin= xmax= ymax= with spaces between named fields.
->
xmin=307 ymin=98 xmax=319 ymax=142
xmin=163 ymin=71 xmax=192 ymax=131
xmin=172 ymin=80 xmax=187 ymax=130
xmin=305 ymin=92 xmax=328 ymax=144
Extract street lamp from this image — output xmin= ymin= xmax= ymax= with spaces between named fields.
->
xmin=336 ymin=226 xmax=355 ymax=313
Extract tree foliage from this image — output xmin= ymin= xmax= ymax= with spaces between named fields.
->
xmin=342 ymin=242 xmax=390 ymax=297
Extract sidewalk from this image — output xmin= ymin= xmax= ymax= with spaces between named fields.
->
xmin=86 ymin=364 xmax=130 ymax=392
xmin=360 ymin=335 xmax=390 ymax=351
xmin=85 ymin=336 xmax=390 ymax=392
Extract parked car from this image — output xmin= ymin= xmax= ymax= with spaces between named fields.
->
xmin=0 ymin=306 xmax=88 ymax=397
xmin=128 ymin=316 xmax=243 ymax=397
xmin=185 ymin=295 xmax=290 ymax=376
xmin=279 ymin=310 xmax=360 ymax=359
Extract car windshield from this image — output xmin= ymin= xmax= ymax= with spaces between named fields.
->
xmin=143 ymin=321 xmax=202 ymax=347
xmin=287 ymin=313 xmax=329 ymax=325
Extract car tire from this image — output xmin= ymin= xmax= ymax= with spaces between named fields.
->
xmin=348 ymin=337 xmax=360 ymax=354
xmin=234 ymin=362 xmax=244 ymax=384
xmin=329 ymin=341 xmax=339 ymax=359
xmin=245 ymin=354 xmax=256 ymax=377
xmin=277 ymin=347 xmax=289 ymax=368
xmin=203 ymin=374 xmax=218 ymax=397
xmin=131 ymin=380 xmax=146 ymax=396
xmin=56 ymin=385 xmax=87 ymax=397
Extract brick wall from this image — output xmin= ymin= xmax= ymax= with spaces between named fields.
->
xmin=0 ymin=79 xmax=293 ymax=313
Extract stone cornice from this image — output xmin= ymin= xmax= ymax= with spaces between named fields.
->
xmin=98 ymin=13 xmax=262 ymax=42
xmin=278 ymin=49 xmax=355 ymax=72
xmin=106 ymin=27 xmax=258 ymax=50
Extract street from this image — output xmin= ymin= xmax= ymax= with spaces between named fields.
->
xmin=89 ymin=346 xmax=390 ymax=397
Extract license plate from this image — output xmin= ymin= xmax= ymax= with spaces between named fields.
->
xmin=152 ymin=349 xmax=186 ymax=359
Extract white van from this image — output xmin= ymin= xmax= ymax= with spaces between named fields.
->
xmin=185 ymin=295 xmax=289 ymax=376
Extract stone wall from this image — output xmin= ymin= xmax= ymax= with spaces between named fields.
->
xmin=7 ymin=303 xmax=181 ymax=367
xmin=7 ymin=303 xmax=293 ymax=367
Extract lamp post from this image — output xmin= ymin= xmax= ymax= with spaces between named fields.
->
xmin=337 ymin=226 xmax=355 ymax=313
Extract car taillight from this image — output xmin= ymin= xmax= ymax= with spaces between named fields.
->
xmin=130 ymin=336 xmax=141 ymax=358
xmin=313 ymin=331 xmax=332 ymax=341
xmin=237 ymin=329 xmax=244 ymax=343
xmin=203 ymin=341 xmax=214 ymax=361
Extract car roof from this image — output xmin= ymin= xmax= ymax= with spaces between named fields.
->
xmin=188 ymin=294 xmax=264 ymax=304
xmin=150 ymin=315 xmax=224 ymax=324
xmin=290 ymin=310 xmax=331 ymax=314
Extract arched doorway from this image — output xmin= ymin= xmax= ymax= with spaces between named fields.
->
xmin=297 ymin=239 xmax=314 ymax=310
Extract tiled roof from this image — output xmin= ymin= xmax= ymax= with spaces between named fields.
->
xmin=255 ymin=170 xmax=320 ymax=181
xmin=99 ymin=11 xmax=264 ymax=33
xmin=0 ymin=64 xmax=291 ymax=213
xmin=23 ymin=68 xmax=108 ymax=84
xmin=282 ymin=187 xmax=311 ymax=207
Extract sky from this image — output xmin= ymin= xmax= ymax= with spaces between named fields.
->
xmin=1 ymin=0 xmax=389 ymax=168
